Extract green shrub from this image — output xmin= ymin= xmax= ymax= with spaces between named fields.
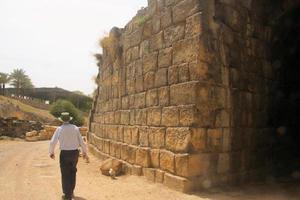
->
xmin=50 ymin=99 xmax=84 ymax=126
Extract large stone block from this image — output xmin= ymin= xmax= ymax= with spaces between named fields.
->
xmin=178 ymin=63 xmax=190 ymax=83
xmin=155 ymin=68 xmax=168 ymax=87
xmin=139 ymin=126 xmax=149 ymax=147
xmin=143 ymin=168 xmax=156 ymax=182
xmin=135 ymin=92 xmax=146 ymax=109
xmin=143 ymin=52 xmax=158 ymax=73
xmin=189 ymin=61 xmax=208 ymax=81
xmin=127 ymin=145 xmax=137 ymax=164
xmin=123 ymin=126 xmax=132 ymax=144
xmin=136 ymin=147 xmax=151 ymax=167
xmin=150 ymin=31 xmax=164 ymax=51
xmin=158 ymin=47 xmax=172 ymax=68
xmin=160 ymin=150 xmax=175 ymax=173
xmin=186 ymin=12 xmax=203 ymax=37
xmin=147 ymin=107 xmax=161 ymax=126
xmin=175 ymin=154 xmax=210 ymax=177
xmin=179 ymin=105 xmax=197 ymax=126
xmin=168 ymin=65 xmax=179 ymax=85
xmin=190 ymin=128 xmax=206 ymax=152
xmin=148 ymin=127 xmax=165 ymax=148
xmin=170 ymin=81 xmax=198 ymax=106
xmin=161 ymin=7 xmax=172 ymax=28
xmin=121 ymin=144 xmax=129 ymax=161
xmin=144 ymin=71 xmax=155 ymax=90
xmin=135 ymin=76 xmax=144 ymax=93
xmin=156 ymin=169 xmax=165 ymax=183
xmin=172 ymin=0 xmax=201 ymax=23
xmin=150 ymin=149 xmax=160 ymax=168
xmin=164 ymin=173 xmax=193 ymax=193
xmin=164 ymin=24 xmax=185 ymax=47
xmin=161 ymin=106 xmax=179 ymax=126
xmin=158 ymin=86 xmax=170 ymax=106
xmin=173 ymin=37 xmax=200 ymax=64
xmin=207 ymin=129 xmax=223 ymax=152
xmin=135 ymin=109 xmax=147 ymax=125
xmin=120 ymin=110 xmax=130 ymax=125
xmin=146 ymin=89 xmax=158 ymax=107
xmin=217 ymin=153 xmax=231 ymax=174
xmin=166 ymin=127 xmax=191 ymax=153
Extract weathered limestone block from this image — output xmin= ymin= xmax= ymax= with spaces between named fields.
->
xmin=104 ymin=139 xmax=110 ymax=154
xmin=127 ymin=145 xmax=137 ymax=164
xmin=166 ymin=127 xmax=191 ymax=153
xmin=164 ymin=24 xmax=185 ymax=47
xmin=147 ymin=107 xmax=161 ymax=126
xmin=207 ymin=129 xmax=223 ymax=152
xmin=168 ymin=65 xmax=179 ymax=85
xmin=143 ymin=168 xmax=156 ymax=182
xmin=179 ymin=105 xmax=197 ymax=126
xmin=148 ymin=127 xmax=165 ymax=148
xmin=152 ymin=14 xmax=161 ymax=34
xmin=135 ymin=76 xmax=144 ymax=92
xmin=135 ymin=92 xmax=146 ymax=109
xmin=172 ymin=0 xmax=201 ymax=23
xmin=158 ymin=86 xmax=170 ymax=106
xmin=155 ymin=68 xmax=168 ymax=87
xmin=175 ymin=154 xmax=210 ymax=177
xmin=217 ymin=153 xmax=231 ymax=174
xmin=136 ymin=147 xmax=151 ymax=167
xmin=144 ymin=71 xmax=155 ymax=90
xmin=164 ymin=173 xmax=193 ymax=193
xmin=178 ymin=63 xmax=190 ymax=83
xmin=132 ymin=165 xmax=143 ymax=176
xmin=146 ymin=89 xmax=158 ymax=107
xmin=161 ymin=106 xmax=179 ymax=126
xmin=189 ymin=61 xmax=208 ymax=81
xmin=143 ymin=52 xmax=158 ymax=73
xmin=150 ymin=149 xmax=160 ymax=168
xmin=190 ymin=128 xmax=206 ymax=152
xmin=135 ymin=109 xmax=147 ymax=125
xmin=186 ymin=12 xmax=203 ymax=37
xmin=120 ymin=110 xmax=130 ymax=125
xmin=160 ymin=150 xmax=175 ymax=173
xmin=122 ymin=96 xmax=129 ymax=110
xmin=173 ymin=37 xmax=200 ymax=64
xmin=170 ymin=81 xmax=198 ymax=106
xmin=150 ymin=31 xmax=164 ymax=51
xmin=121 ymin=144 xmax=129 ymax=161
xmin=158 ymin=47 xmax=172 ymax=68
xmin=123 ymin=126 xmax=132 ymax=144
xmin=156 ymin=169 xmax=165 ymax=183
xmin=130 ymin=110 xmax=135 ymax=125
xmin=139 ymin=126 xmax=149 ymax=147
xmin=161 ymin=7 xmax=172 ymax=28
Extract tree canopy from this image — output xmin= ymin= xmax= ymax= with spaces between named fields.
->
xmin=9 ymin=69 xmax=34 ymax=95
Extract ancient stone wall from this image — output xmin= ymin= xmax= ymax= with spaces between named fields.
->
xmin=88 ymin=0 xmax=299 ymax=192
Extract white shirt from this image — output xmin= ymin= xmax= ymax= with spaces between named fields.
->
xmin=49 ymin=123 xmax=87 ymax=155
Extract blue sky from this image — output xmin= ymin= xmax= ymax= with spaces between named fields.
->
xmin=0 ymin=0 xmax=147 ymax=95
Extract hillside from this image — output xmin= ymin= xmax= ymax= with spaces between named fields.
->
xmin=0 ymin=95 xmax=55 ymax=123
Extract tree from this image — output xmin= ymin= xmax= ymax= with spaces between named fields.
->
xmin=50 ymin=99 xmax=84 ymax=126
xmin=0 ymin=73 xmax=10 ymax=96
xmin=10 ymin=69 xmax=34 ymax=96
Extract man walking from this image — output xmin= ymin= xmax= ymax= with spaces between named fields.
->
xmin=49 ymin=112 xmax=88 ymax=200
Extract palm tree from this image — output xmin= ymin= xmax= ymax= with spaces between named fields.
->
xmin=10 ymin=69 xmax=34 ymax=96
xmin=0 ymin=72 xmax=11 ymax=96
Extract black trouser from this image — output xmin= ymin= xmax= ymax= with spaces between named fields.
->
xmin=60 ymin=150 xmax=79 ymax=198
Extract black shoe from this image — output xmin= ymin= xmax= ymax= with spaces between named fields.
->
xmin=61 ymin=194 xmax=72 ymax=200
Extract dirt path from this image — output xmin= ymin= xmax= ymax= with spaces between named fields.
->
xmin=0 ymin=140 xmax=299 ymax=200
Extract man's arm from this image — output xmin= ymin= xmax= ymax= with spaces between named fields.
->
xmin=49 ymin=127 xmax=60 ymax=158
xmin=77 ymin=128 xmax=87 ymax=155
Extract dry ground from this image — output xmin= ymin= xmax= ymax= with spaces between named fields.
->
xmin=0 ymin=140 xmax=299 ymax=200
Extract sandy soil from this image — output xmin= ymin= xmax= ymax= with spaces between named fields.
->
xmin=0 ymin=140 xmax=299 ymax=200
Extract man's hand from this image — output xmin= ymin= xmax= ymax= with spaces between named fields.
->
xmin=50 ymin=153 xmax=55 ymax=159
xmin=82 ymin=153 xmax=89 ymax=163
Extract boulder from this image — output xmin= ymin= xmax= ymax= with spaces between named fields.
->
xmin=100 ymin=158 xmax=123 ymax=177
xmin=25 ymin=130 xmax=38 ymax=137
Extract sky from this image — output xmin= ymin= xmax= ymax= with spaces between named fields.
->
xmin=0 ymin=0 xmax=148 ymax=95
